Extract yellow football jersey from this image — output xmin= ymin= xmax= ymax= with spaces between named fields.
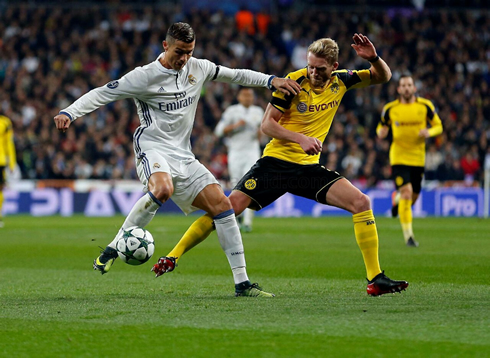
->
xmin=263 ymin=68 xmax=372 ymax=165
xmin=378 ymin=97 xmax=443 ymax=167
xmin=0 ymin=115 xmax=16 ymax=169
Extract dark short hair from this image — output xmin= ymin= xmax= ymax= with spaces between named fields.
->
xmin=166 ymin=22 xmax=195 ymax=44
xmin=398 ymin=74 xmax=413 ymax=86
xmin=238 ymin=86 xmax=254 ymax=92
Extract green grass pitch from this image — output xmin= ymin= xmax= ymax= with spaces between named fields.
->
xmin=1 ymin=215 xmax=489 ymax=357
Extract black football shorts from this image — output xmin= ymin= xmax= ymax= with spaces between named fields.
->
xmin=234 ymin=156 xmax=343 ymax=210
xmin=0 ymin=166 xmax=5 ymax=186
xmin=392 ymin=165 xmax=425 ymax=193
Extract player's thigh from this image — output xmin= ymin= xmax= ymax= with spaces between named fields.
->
xmin=326 ymin=178 xmax=370 ymax=214
xmin=410 ymin=166 xmax=425 ymax=194
xmin=148 ymin=172 xmax=174 ymax=201
xmin=234 ymin=157 xmax=287 ymax=211
xmin=136 ymin=151 xmax=174 ymax=200
xmin=172 ymin=159 xmax=220 ymax=215
xmin=136 ymin=151 xmax=171 ymax=187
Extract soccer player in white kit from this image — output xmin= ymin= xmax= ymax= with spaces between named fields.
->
xmin=214 ymin=87 xmax=263 ymax=232
xmin=53 ymin=22 xmax=301 ymax=297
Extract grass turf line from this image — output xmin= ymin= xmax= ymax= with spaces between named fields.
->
xmin=1 ymin=215 xmax=489 ymax=357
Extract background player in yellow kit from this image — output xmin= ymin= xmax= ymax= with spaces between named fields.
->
xmin=377 ymin=75 xmax=443 ymax=247
xmin=153 ymin=34 xmax=409 ymax=297
xmin=0 ymin=113 xmax=16 ymax=228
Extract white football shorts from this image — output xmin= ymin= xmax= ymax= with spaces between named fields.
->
xmin=136 ymin=150 xmax=219 ymax=214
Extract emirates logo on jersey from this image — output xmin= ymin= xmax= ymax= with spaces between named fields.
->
xmin=297 ymin=102 xmax=307 ymax=113
xmin=188 ymin=74 xmax=197 ymax=85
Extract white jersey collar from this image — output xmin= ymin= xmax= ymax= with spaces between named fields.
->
xmin=156 ymin=53 xmax=186 ymax=75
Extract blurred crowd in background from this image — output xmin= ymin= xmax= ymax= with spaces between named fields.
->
xmin=1 ymin=4 xmax=489 ymax=189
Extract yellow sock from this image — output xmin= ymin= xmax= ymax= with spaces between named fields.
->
xmin=0 ymin=190 xmax=4 ymax=217
xmin=353 ymin=210 xmax=381 ymax=281
xmin=399 ymin=199 xmax=413 ymax=243
xmin=167 ymin=214 xmax=215 ymax=262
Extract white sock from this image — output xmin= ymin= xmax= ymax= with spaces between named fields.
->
xmin=108 ymin=192 xmax=161 ymax=249
xmin=243 ymin=208 xmax=254 ymax=227
xmin=214 ymin=209 xmax=249 ymax=284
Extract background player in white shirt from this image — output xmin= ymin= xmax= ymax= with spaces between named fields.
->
xmin=53 ymin=22 xmax=301 ymax=297
xmin=215 ymin=87 xmax=264 ymax=232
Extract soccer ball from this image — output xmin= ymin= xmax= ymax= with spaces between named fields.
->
xmin=116 ymin=226 xmax=155 ymax=265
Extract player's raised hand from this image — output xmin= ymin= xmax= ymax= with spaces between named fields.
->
xmin=271 ymin=77 xmax=301 ymax=96
xmin=351 ymin=33 xmax=377 ymax=60
xmin=53 ymin=113 xmax=71 ymax=133
xmin=298 ymin=135 xmax=322 ymax=156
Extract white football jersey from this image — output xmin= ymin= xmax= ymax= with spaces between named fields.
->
xmin=60 ymin=54 xmax=273 ymax=161
xmin=214 ymin=103 xmax=264 ymax=155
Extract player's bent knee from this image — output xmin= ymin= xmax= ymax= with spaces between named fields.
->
xmin=352 ymin=193 xmax=371 ymax=214
xmin=151 ymin=187 xmax=173 ymax=203
xmin=148 ymin=173 xmax=174 ymax=202
xmin=148 ymin=182 xmax=173 ymax=202
xmin=213 ymin=195 xmax=233 ymax=215
xmin=400 ymin=185 xmax=413 ymax=199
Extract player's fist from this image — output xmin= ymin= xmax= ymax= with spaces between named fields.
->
xmin=418 ymin=128 xmax=430 ymax=138
xmin=53 ymin=114 xmax=71 ymax=133
xmin=377 ymin=126 xmax=389 ymax=139
xmin=299 ymin=135 xmax=322 ymax=156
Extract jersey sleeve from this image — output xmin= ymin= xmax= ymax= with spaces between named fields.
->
xmin=3 ymin=118 xmax=16 ymax=170
xmin=195 ymin=58 xmax=220 ymax=83
xmin=423 ymin=99 xmax=443 ymax=137
xmin=213 ymin=65 xmax=271 ymax=88
xmin=197 ymin=57 xmax=271 ymax=87
xmin=60 ymin=68 xmax=149 ymax=121
xmin=380 ymin=103 xmax=392 ymax=126
xmin=376 ymin=103 xmax=391 ymax=136
xmin=334 ymin=69 xmax=372 ymax=90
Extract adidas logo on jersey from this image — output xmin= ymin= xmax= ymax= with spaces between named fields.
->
xmin=158 ymin=86 xmax=165 ymax=93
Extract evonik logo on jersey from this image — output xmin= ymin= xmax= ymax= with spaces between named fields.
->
xmin=394 ymin=121 xmax=424 ymax=127
xmin=308 ymin=100 xmax=339 ymax=112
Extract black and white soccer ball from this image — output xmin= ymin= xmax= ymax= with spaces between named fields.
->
xmin=116 ymin=226 xmax=155 ymax=265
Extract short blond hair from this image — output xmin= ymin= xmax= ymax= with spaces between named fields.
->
xmin=307 ymin=38 xmax=339 ymax=65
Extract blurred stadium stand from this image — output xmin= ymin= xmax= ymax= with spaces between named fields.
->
xmin=1 ymin=0 xmax=489 ymax=192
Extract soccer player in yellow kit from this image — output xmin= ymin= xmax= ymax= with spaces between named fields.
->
xmin=0 ymin=114 xmax=16 ymax=228
xmin=153 ymin=34 xmax=409 ymax=296
xmin=377 ymin=75 xmax=443 ymax=247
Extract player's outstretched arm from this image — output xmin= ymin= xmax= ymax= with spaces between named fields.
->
xmin=351 ymin=33 xmax=391 ymax=85
xmin=214 ymin=65 xmax=300 ymax=96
